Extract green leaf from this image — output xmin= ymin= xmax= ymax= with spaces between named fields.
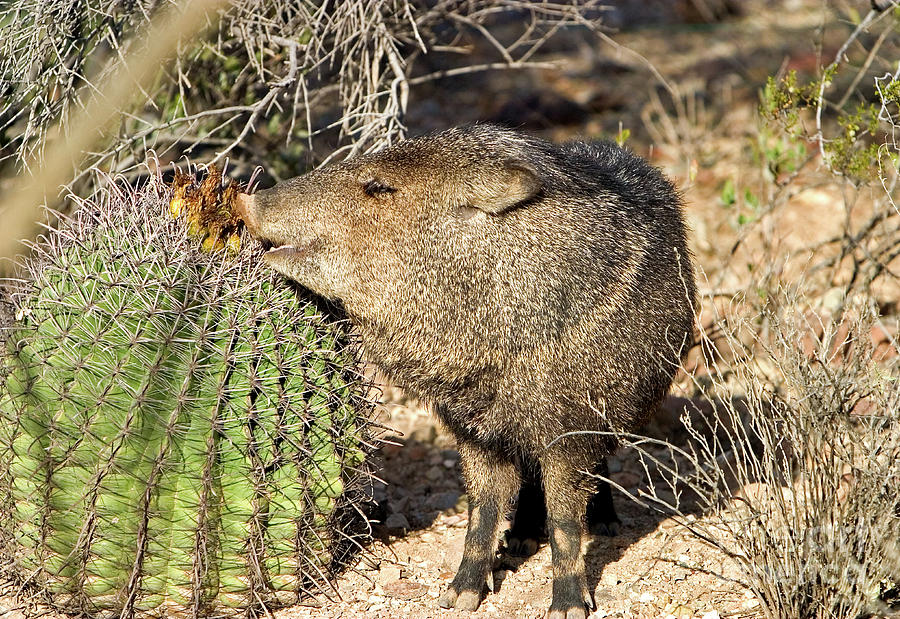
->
xmin=720 ymin=179 xmax=736 ymax=207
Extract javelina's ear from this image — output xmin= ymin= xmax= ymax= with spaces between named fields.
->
xmin=471 ymin=159 xmax=541 ymax=214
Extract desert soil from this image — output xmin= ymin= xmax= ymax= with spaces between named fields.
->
xmin=272 ymin=394 xmax=753 ymax=619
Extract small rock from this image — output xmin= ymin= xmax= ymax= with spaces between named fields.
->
xmin=445 ymin=513 xmax=469 ymax=527
xmin=821 ymin=287 xmax=844 ymax=315
xmin=410 ymin=425 xmax=438 ymax=443
xmin=442 ymin=547 xmax=463 ymax=572
xmin=654 ymin=488 xmax=677 ymax=507
xmin=610 ymin=471 xmax=641 ymax=489
xmin=427 ymin=491 xmax=459 ymax=511
xmin=383 ymin=579 xmax=427 ymax=601
xmin=593 ymin=586 xmax=615 ymax=603
xmin=600 ymin=571 xmax=619 ymax=586
xmin=392 ymin=486 xmax=411 ymax=499
xmin=385 ymin=513 xmax=410 ymax=531
xmin=443 ymin=458 xmax=456 ymax=468
xmin=377 ymin=565 xmax=402 ymax=585
xmin=686 ymin=211 xmax=712 ymax=253
xmin=372 ymin=484 xmax=388 ymax=502
xmin=380 ymin=442 xmax=402 ymax=457
xmin=388 ymin=495 xmax=409 ymax=514
xmin=356 ymin=553 xmax=381 ymax=571
xmin=659 ymin=516 xmax=681 ymax=531
xmin=407 ymin=444 xmax=427 ymax=461
xmin=666 ymin=604 xmax=694 ymax=618
xmin=425 ymin=465 xmax=444 ymax=481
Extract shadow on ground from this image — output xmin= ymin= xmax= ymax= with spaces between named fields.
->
xmin=366 ymin=393 xmax=729 ymax=601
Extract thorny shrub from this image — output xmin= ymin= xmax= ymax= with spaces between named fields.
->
xmin=0 ymin=0 xmax=603 ymax=188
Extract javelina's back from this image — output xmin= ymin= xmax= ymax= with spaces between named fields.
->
xmin=359 ymin=129 xmax=696 ymax=450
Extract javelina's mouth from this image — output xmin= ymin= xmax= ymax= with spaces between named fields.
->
xmin=266 ymin=244 xmax=306 ymax=259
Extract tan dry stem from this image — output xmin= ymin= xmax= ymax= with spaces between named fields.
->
xmin=0 ymin=0 xmax=228 ymax=262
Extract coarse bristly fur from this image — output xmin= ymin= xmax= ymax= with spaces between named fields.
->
xmin=237 ymin=124 xmax=698 ymax=619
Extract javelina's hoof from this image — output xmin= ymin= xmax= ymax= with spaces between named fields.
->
xmin=504 ymin=514 xmax=547 ymax=557
xmin=440 ymin=555 xmax=494 ymax=610
xmin=546 ymin=606 xmax=588 ymax=619
xmin=546 ymin=595 xmax=593 ymax=619
xmin=438 ymin=586 xmax=482 ymax=611
xmin=586 ymin=482 xmax=621 ymax=537
xmin=504 ymin=531 xmax=541 ymax=557
xmin=546 ymin=578 xmax=593 ymax=619
xmin=588 ymin=517 xmax=621 ymax=537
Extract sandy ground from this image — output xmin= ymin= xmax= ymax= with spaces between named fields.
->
xmin=270 ymin=396 xmax=754 ymax=619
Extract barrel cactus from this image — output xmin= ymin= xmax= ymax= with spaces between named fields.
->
xmin=0 ymin=177 xmax=374 ymax=616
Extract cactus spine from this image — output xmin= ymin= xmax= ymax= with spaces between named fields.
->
xmin=0 ymin=180 xmax=373 ymax=616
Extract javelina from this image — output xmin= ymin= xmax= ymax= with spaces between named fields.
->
xmin=236 ymin=124 xmax=697 ymax=618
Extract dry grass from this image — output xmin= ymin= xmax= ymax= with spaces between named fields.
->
xmin=0 ymin=0 xmax=605 ymax=183
xmin=588 ymin=7 xmax=900 ymax=617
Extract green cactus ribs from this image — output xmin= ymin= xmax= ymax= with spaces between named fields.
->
xmin=0 ymin=178 xmax=375 ymax=617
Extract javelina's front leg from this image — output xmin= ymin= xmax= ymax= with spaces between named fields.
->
xmin=541 ymin=453 xmax=595 ymax=619
xmin=439 ymin=441 xmax=518 ymax=611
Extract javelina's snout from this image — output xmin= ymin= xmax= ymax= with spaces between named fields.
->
xmin=234 ymin=193 xmax=258 ymax=235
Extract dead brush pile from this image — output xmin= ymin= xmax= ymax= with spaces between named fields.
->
xmin=0 ymin=0 xmax=605 ymax=187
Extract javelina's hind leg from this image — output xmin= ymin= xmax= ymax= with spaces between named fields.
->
xmin=505 ymin=458 xmax=547 ymax=557
xmin=509 ymin=457 xmax=619 ymax=555
xmin=439 ymin=441 xmax=518 ymax=612
xmin=542 ymin=453 xmax=594 ymax=619
xmin=587 ymin=459 xmax=621 ymax=537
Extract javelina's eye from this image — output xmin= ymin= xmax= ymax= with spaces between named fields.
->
xmin=362 ymin=179 xmax=396 ymax=197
